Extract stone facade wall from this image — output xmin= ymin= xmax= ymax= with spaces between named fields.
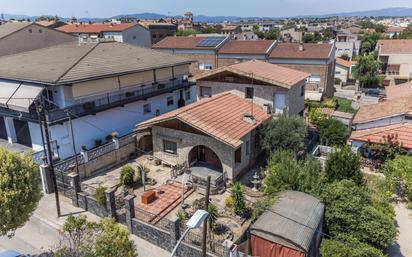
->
xmin=77 ymin=192 xmax=110 ymax=218
xmin=197 ymin=80 xmax=305 ymax=116
xmin=151 ymin=125 xmax=256 ymax=180
xmin=174 ymin=53 xmax=217 ymax=75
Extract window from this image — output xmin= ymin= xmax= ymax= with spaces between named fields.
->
xmin=235 ymin=147 xmax=242 ymax=163
xmin=245 ymin=87 xmax=254 ymax=99
xmin=28 ymin=29 xmax=32 ymax=33
xmin=143 ymin=103 xmax=151 ymax=114
xmin=199 ymin=63 xmax=213 ymax=70
xmin=167 ymin=96 xmax=174 ymax=106
xmin=307 ymin=74 xmax=321 ymax=84
xmin=132 ymin=35 xmax=137 ymax=40
xmin=335 ymin=71 xmax=341 ymax=75
xmin=38 ymin=29 xmax=43 ymax=33
xmin=301 ymin=85 xmax=305 ymax=97
xmin=185 ymin=89 xmax=191 ymax=100
xmin=200 ymin=87 xmax=212 ymax=97
xmin=163 ymin=140 xmax=177 ymax=154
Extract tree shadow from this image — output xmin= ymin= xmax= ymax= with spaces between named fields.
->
xmin=387 ymin=243 xmax=405 ymax=257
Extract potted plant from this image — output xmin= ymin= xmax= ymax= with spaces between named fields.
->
xmin=95 ymin=139 xmax=102 ymax=147
xmin=81 ymin=145 xmax=87 ymax=151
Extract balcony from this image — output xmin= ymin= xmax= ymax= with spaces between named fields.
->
xmin=47 ymin=80 xmax=195 ymax=124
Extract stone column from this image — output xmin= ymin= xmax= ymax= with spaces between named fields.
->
xmin=4 ymin=117 xmax=17 ymax=144
xmin=81 ymin=149 xmax=89 ymax=163
xmin=67 ymin=172 xmax=80 ymax=207
xmin=39 ymin=164 xmax=54 ymax=194
xmin=169 ymin=217 xmax=181 ymax=253
xmin=124 ymin=194 xmax=136 ymax=233
xmin=105 ymin=189 xmax=117 ymax=221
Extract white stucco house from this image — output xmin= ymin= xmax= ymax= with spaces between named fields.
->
xmin=0 ymin=41 xmax=195 ymax=161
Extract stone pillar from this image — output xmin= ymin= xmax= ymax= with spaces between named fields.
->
xmin=39 ymin=164 xmax=54 ymax=194
xmin=169 ymin=217 xmax=181 ymax=252
xmin=113 ymin=137 xmax=120 ymax=149
xmin=81 ymin=149 xmax=89 ymax=163
xmin=222 ymin=240 xmax=233 ymax=257
xmin=67 ymin=172 xmax=80 ymax=207
xmin=105 ymin=189 xmax=117 ymax=221
xmin=4 ymin=117 xmax=17 ymax=144
xmin=124 ymin=194 xmax=136 ymax=233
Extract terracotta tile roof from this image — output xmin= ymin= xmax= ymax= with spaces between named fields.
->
xmin=194 ymin=59 xmax=309 ymax=89
xmin=378 ymin=40 xmax=412 ymax=55
xmin=386 ymin=83 xmax=412 ymax=100
xmin=57 ymin=23 xmax=139 ymax=33
xmin=152 ymin=36 xmax=226 ymax=50
xmin=353 ymin=96 xmax=412 ymax=124
xmin=336 ymin=57 xmax=355 ymax=68
xmin=136 ymin=92 xmax=271 ymax=148
xmin=386 ymin=27 xmax=405 ymax=33
xmin=269 ymin=43 xmax=333 ymax=60
xmin=350 ymin=123 xmax=412 ymax=149
xmin=218 ymin=40 xmax=276 ymax=55
xmin=221 ymin=25 xmax=240 ymax=31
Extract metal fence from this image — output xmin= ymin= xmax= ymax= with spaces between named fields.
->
xmin=182 ymin=225 xmax=225 ymax=256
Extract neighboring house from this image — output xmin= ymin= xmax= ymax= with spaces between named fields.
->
xmin=335 ymin=41 xmax=355 ymax=59
xmin=217 ymin=40 xmax=277 ymax=67
xmin=268 ymin=43 xmax=336 ymax=98
xmin=377 ymin=39 xmax=412 ymax=85
xmin=135 ymin=92 xmax=270 ymax=183
xmin=281 ymin=28 xmax=303 ymax=43
xmin=385 ymin=27 xmax=405 ymax=38
xmin=57 ymin=22 xmax=151 ymax=48
xmin=0 ymin=41 xmax=194 ymax=160
xmin=0 ymin=21 xmax=76 ymax=56
xmin=220 ymin=25 xmax=242 ymax=36
xmin=35 ymin=20 xmax=67 ymax=29
xmin=352 ymin=96 xmax=412 ymax=130
xmin=335 ymin=57 xmax=355 ymax=84
xmin=152 ymin=36 xmax=230 ymax=75
xmin=139 ymin=22 xmax=177 ymax=45
xmin=194 ymin=60 xmax=309 ymax=116
xmin=385 ymin=82 xmax=412 ymax=99
xmin=336 ymin=30 xmax=361 ymax=56
xmin=249 ymin=191 xmax=324 ymax=257
xmin=350 ymin=123 xmax=412 ymax=154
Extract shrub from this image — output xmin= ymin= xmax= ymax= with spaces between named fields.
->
xmin=308 ymin=108 xmax=326 ymax=126
xmin=325 ymin=146 xmax=363 ymax=185
xmin=251 ymin=197 xmax=276 ymax=222
xmin=383 ymin=155 xmax=412 ymax=201
xmin=231 ymin=182 xmax=246 ymax=217
xmin=319 ymin=118 xmax=349 ymax=146
xmin=334 ymin=78 xmax=342 ymax=85
xmin=322 ymin=98 xmax=337 ymax=109
xmin=334 ymin=97 xmax=356 ymax=113
xmin=176 ymin=210 xmax=187 ymax=223
xmin=208 ymin=203 xmax=219 ymax=232
xmin=94 ymin=185 xmax=107 ymax=206
xmin=120 ymin=165 xmax=135 ymax=188
xmin=224 ymin=196 xmax=234 ymax=211
xmin=320 ymin=234 xmax=385 ymax=257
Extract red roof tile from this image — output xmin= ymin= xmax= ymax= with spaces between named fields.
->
xmin=336 ymin=57 xmax=355 ymax=68
xmin=269 ymin=43 xmax=334 ymax=60
xmin=378 ymin=39 xmax=412 ymax=55
xmin=386 ymin=27 xmax=405 ymax=33
xmin=350 ymin=123 xmax=412 ymax=149
xmin=195 ymin=59 xmax=309 ymax=88
xmin=218 ymin=40 xmax=276 ymax=55
xmin=136 ymin=93 xmax=271 ymax=148
xmin=57 ymin=23 xmax=140 ymax=33
xmin=386 ymin=83 xmax=412 ymax=100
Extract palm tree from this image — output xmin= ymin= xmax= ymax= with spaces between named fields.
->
xmin=231 ymin=182 xmax=246 ymax=217
xmin=208 ymin=203 xmax=219 ymax=241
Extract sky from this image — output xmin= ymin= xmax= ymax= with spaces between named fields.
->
xmin=1 ymin=0 xmax=412 ymax=18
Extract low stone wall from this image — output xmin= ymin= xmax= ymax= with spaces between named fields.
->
xmin=77 ymin=193 xmax=110 ymax=218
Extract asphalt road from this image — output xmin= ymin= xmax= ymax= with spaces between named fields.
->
xmin=0 ymin=215 xmax=60 ymax=254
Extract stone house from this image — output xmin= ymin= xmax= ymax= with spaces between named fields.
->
xmin=195 ymin=60 xmax=309 ymax=116
xmin=135 ymin=92 xmax=270 ymax=183
xmin=0 ymin=21 xmax=76 ymax=57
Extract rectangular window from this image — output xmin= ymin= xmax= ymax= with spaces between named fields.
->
xmin=143 ymin=103 xmax=151 ymax=114
xmin=200 ymin=86 xmax=212 ymax=97
xmin=301 ymin=85 xmax=305 ymax=97
xmin=245 ymin=87 xmax=254 ymax=99
xmin=167 ymin=96 xmax=174 ymax=106
xmin=307 ymin=74 xmax=321 ymax=84
xmin=163 ymin=140 xmax=177 ymax=154
xmin=235 ymin=147 xmax=242 ymax=163
xmin=199 ymin=63 xmax=213 ymax=70
xmin=185 ymin=89 xmax=191 ymax=100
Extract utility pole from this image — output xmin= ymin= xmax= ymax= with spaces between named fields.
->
xmin=65 ymin=110 xmax=79 ymax=175
xmin=37 ymin=98 xmax=61 ymax=217
xmin=201 ymin=176 xmax=211 ymax=257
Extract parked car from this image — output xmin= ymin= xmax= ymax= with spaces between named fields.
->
xmin=363 ymin=88 xmax=386 ymax=97
xmin=0 ymin=250 xmax=26 ymax=257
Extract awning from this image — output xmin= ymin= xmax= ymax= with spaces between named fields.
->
xmin=0 ymin=80 xmax=44 ymax=112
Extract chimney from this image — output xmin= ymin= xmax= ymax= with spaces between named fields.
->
xmin=299 ymin=43 xmax=304 ymax=51
xmin=243 ymin=113 xmax=256 ymax=125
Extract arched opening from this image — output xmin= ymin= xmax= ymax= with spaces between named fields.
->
xmin=188 ymin=145 xmax=223 ymax=172
xmin=138 ymin=135 xmax=153 ymax=154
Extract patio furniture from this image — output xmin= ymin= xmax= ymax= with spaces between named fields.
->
xmin=141 ymin=191 xmax=156 ymax=204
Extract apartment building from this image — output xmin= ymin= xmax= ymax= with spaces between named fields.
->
xmin=0 ymin=41 xmax=194 ymax=160
xmin=0 ymin=21 xmax=76 ymax=56
xmin=57 ymin=22 xmax=151 ymax=47
xmin=139 ymin=22 xmax=177 ymax=45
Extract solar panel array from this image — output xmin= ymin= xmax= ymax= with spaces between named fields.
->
xmin=197 ymin=37 xmax=226 ymax=47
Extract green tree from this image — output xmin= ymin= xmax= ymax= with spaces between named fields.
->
xmin=324 ymin=146 xmax=363 ymax=185
xmin=321 ymin=180 xmax=397 ymax=250
xmin=383 ymin=155 xmax=412 ymax=201
xmin=340 ymin=53 xmax=350 ymax=61
xmin=55 ymin=215 xmax=136 ymax=257
xmin=359 ymin=32 xmax=382 ymax=55
xmin=207 ymin=203 xmax=218 ymax=240
xmin=260 ymin=114 xmax=307 ymax=154
xmin=321 ymin=234 xmax=385 ymax=257
xmin=352 ymin=54 xmax=382 ymax=89
xmin=230 ymin=182 xmax=246 ymax=217
xmin=0 ymin=148 xmax=42 ymax=237
xmin=319 ymin=118 xmax=349 ymax=146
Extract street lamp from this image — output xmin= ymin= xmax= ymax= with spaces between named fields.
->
xmin=170 ymin=209 xmax=209 ymax=257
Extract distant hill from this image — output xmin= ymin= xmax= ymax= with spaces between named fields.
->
xmin=3 ymin=7 xmax=412 ymax=24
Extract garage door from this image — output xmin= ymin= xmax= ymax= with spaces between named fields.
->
xmin=0 ymin=117 xmax=7 ymax=140
xmin=13 ymin=119 xmax=32 ymax=147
